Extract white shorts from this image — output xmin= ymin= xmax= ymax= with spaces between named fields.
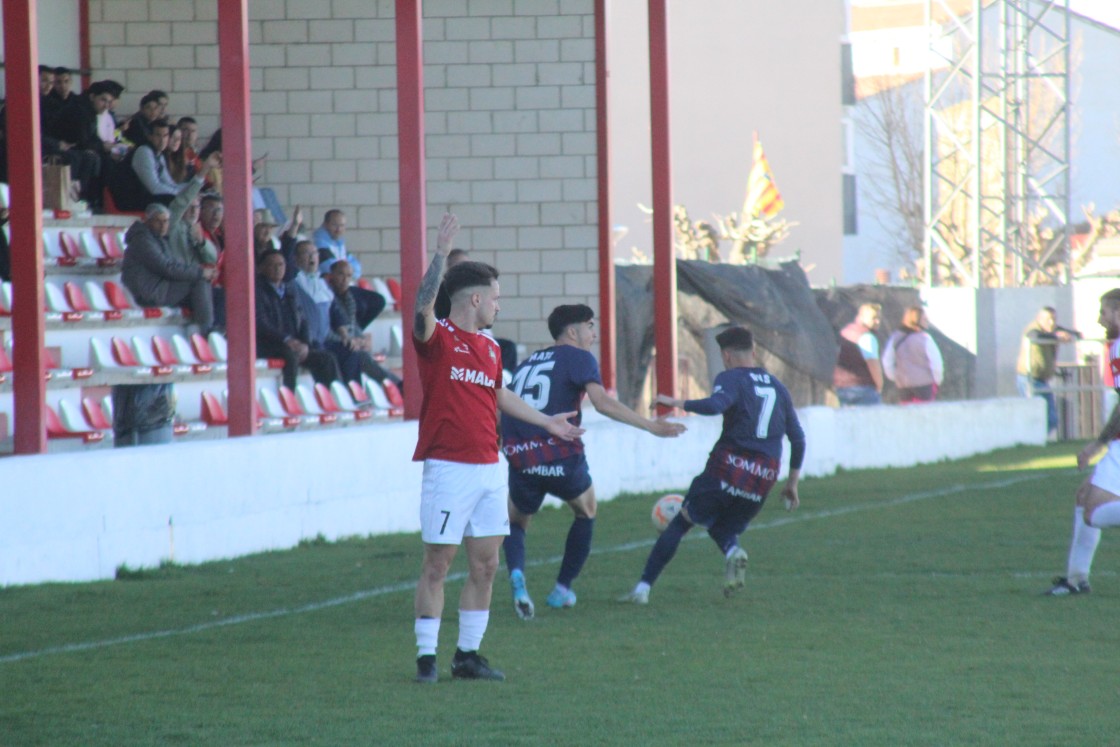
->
xmin=1091 ymin=441 xmax=1120 ymax=497
xmin=420 ymin=459 xmax=510 ymax=544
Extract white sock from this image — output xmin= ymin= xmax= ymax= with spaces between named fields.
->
xmin=1067 ymin=506 xmax=1102 ymax=584
xmin=1088 ymin=501 xmax=1120 ymax=528
xmin=457 ymin=609 xmax=489 ymax=653
xmin=414 ymin=617 xmax=440 ymax=657
xmin=634 ymin=581 xmax=651 ymax=594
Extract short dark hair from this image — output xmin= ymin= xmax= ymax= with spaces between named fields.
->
xmin=102 ymin=79 xmax=125 ymax=97
xmin=715 ymin=326 xmax=754 ymax=352
xmin=140 ymin=91 xmax=162 ymax=107
xmin=257 ymin=248 xmax=284 ymax=268
xmin=324 ymin=208 xmax=344 ymax=223
xmin=444 ymin=261 xmax=499 ymax=300
xmin=1101 ymin=289 xmax=1120 ymax=309
xmin=53 ymin=66 xmax=71 ymax=76
xmin=87 ymin=81 xmax=109 ymax=97
xmin=177 ymin=116 xmax=197 ymax=127
xmin=548 ymin=304 xmax=594 ymax=340
xmin=38 ymin=65 xmax=52 ymax=74
xmin=150 ymin=118 xmax=171 ymax=132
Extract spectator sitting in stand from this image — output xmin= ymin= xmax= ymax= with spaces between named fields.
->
xmin=176 ymin=117 xmax=203 ymax=175
xmin=38 ymin=65 xmax=100 ymax=207
xmin=323 ymin=259 xmax=401 ymax=390
xmin=312 ymin=208 xmax=362 ymax=276
xmin=165 ymin=124 xmax=195 ymax=183
xmin=121 ymin=90 xmax=166 ymax=147
xmin=199 ymin=194 xmax=224 ymax=255
xmin=291 ymin=239 xmax=334 ymax=348
xmin=47 ymin=66 xmax=79 ymax=112
xmin=255 ymin=248 xmax=340 ymax=390
xmin=98 ymin=80 xmax=126 ymax=156
xmin=167 ymin=153 xmax=221 ymax=267
xmin=110 ymin=118 xmax=188 ymax=210
xmin=122 ymin=203 xmax=217 ymax=334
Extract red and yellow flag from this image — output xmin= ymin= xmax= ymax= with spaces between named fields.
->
xmin=741 ymin=137 xmax=784 ymax=219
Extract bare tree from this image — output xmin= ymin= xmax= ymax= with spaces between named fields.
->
xmin=854 ymin=76 xmax=926 ymax=275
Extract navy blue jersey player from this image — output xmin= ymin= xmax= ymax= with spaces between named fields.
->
xmin=501 ymin=304 xmax=686 ymax=619
xmin=622 ymin=325 xmax=806 ymax=604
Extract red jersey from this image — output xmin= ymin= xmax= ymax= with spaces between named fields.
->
xmin=412 ymin=319 xmax=503 ymax=463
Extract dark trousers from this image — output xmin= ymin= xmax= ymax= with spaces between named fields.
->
xmin=258 ymin=340 xmax=340 ymax=390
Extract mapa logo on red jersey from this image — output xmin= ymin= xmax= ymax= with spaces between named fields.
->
xmin=450 ymin=367 xmax=495 ymax=387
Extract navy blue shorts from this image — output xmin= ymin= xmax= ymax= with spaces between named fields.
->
xmin=682 ymin=450 xmax=780 ymax=533
xmin=508 ymin=454 xmax=593 ymax=515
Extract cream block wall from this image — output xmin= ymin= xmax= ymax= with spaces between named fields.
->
xmin=88 ymin=0 xmax=598 ymax=351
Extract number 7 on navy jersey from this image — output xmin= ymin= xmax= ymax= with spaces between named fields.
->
xmin=753 ymin=386 xmax=776 ymax=438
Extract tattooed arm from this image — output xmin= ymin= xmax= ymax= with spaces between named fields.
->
xmin=413 ymin=213 xmax=459 ymax=343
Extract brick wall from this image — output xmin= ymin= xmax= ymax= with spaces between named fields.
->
xmin=89 ymin=0 xmax=598 ymax=350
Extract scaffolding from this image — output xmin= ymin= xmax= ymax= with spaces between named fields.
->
xmin=923 ymin=0 xmax=1071 ymax=288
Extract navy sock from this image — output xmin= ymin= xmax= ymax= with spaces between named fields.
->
xmin=707 ymin=519 xmax=738 ymax=556
xmin=504 ymin=524 xmax=526 ymax=574
xmin=641 ymin=513 xmax=692 ymax=586
xmin=557 ymin=516 xmax=595 ymax=588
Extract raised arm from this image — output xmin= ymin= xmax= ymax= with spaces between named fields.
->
xmin=413 ymin=213 xmax=458 ymax=343
xmin=588 ymin=382 xmax=685 ymax=437
xmin=496 ymin=388 xmax=585 ymax=442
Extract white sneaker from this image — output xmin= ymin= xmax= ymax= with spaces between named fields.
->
xmin=619 ymin=586 xmax=649 ymax=605
xmin=723 ymin=547 xmax=749 ymax=597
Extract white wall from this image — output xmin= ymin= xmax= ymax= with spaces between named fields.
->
xmin=0 ymin=396 xmax=1045 ymax=586
xmin=925 ymin=286 xmax=1076 ymax=398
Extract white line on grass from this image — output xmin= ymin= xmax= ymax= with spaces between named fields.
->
xmin=0 ymin=470 xmax=1067 ymax=665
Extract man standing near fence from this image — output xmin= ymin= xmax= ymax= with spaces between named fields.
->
xmin=1017 ymin=306 xmax=1081 ymax=440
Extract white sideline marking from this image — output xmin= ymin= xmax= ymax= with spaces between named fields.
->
xmin=0 ymin=470 xmax=1065 ymax=665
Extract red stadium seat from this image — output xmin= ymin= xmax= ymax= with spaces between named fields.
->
xmin=200 ymin=391 xmax=229 ymax=426
xmin=81 ymin=397 xmax=113 ymax=431
xmin=111 ymin=337 xmax=142 ymax=367
xmin=96 ymin=229 xmax=124 ymax=259
xmin=63 ymin=282 xmax=93 ymax=313
xmin=381 ymin=379 xmax=404 ymax=409
xmin=385 ymin=277 xmax=402 ymax=309
xmin=46 ymin=403 xmax=104 ymax=443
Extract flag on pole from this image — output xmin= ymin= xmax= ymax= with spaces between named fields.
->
xmin=741 ymin=135 xmax=784 ymax=219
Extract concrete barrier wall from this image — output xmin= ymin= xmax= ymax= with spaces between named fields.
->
xmin=0 ymin=397 xmax=1046 ymax=586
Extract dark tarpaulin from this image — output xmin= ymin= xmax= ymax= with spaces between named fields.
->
xmin=615 ymin=260 xmax=839 ymax=408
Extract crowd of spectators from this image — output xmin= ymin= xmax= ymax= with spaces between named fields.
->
xmin=4 ymin=66 xmax=403 ymax=430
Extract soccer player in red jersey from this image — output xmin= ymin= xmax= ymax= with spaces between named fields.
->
xmin=411 ymin=213 xmax=584 ymax=683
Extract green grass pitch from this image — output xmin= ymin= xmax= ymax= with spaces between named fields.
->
xmin=2 ymin=442 xmax=1119 ymax=746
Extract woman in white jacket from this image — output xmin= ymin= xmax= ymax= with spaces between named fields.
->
xmin=883 ymin=306 xmax=944 ymax=403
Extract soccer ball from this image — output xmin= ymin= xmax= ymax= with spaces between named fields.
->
xmin=651 ymin=494 xmax=684 ymax=532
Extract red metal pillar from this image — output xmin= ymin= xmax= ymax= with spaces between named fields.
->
xmin=79 ymin=0 xmax=91 ymax=90
xmin=396 ymin=0 xmax=427 ymax=420
xmin=595 ymin=0 xmax=616 ymax=391
xmin=218 ymin=0 xmax=257 ymax=436
xmin=4 ymin=0 xmax=47 ymax=454
xmin=648 ymin=0 xmax=677 ymax=404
